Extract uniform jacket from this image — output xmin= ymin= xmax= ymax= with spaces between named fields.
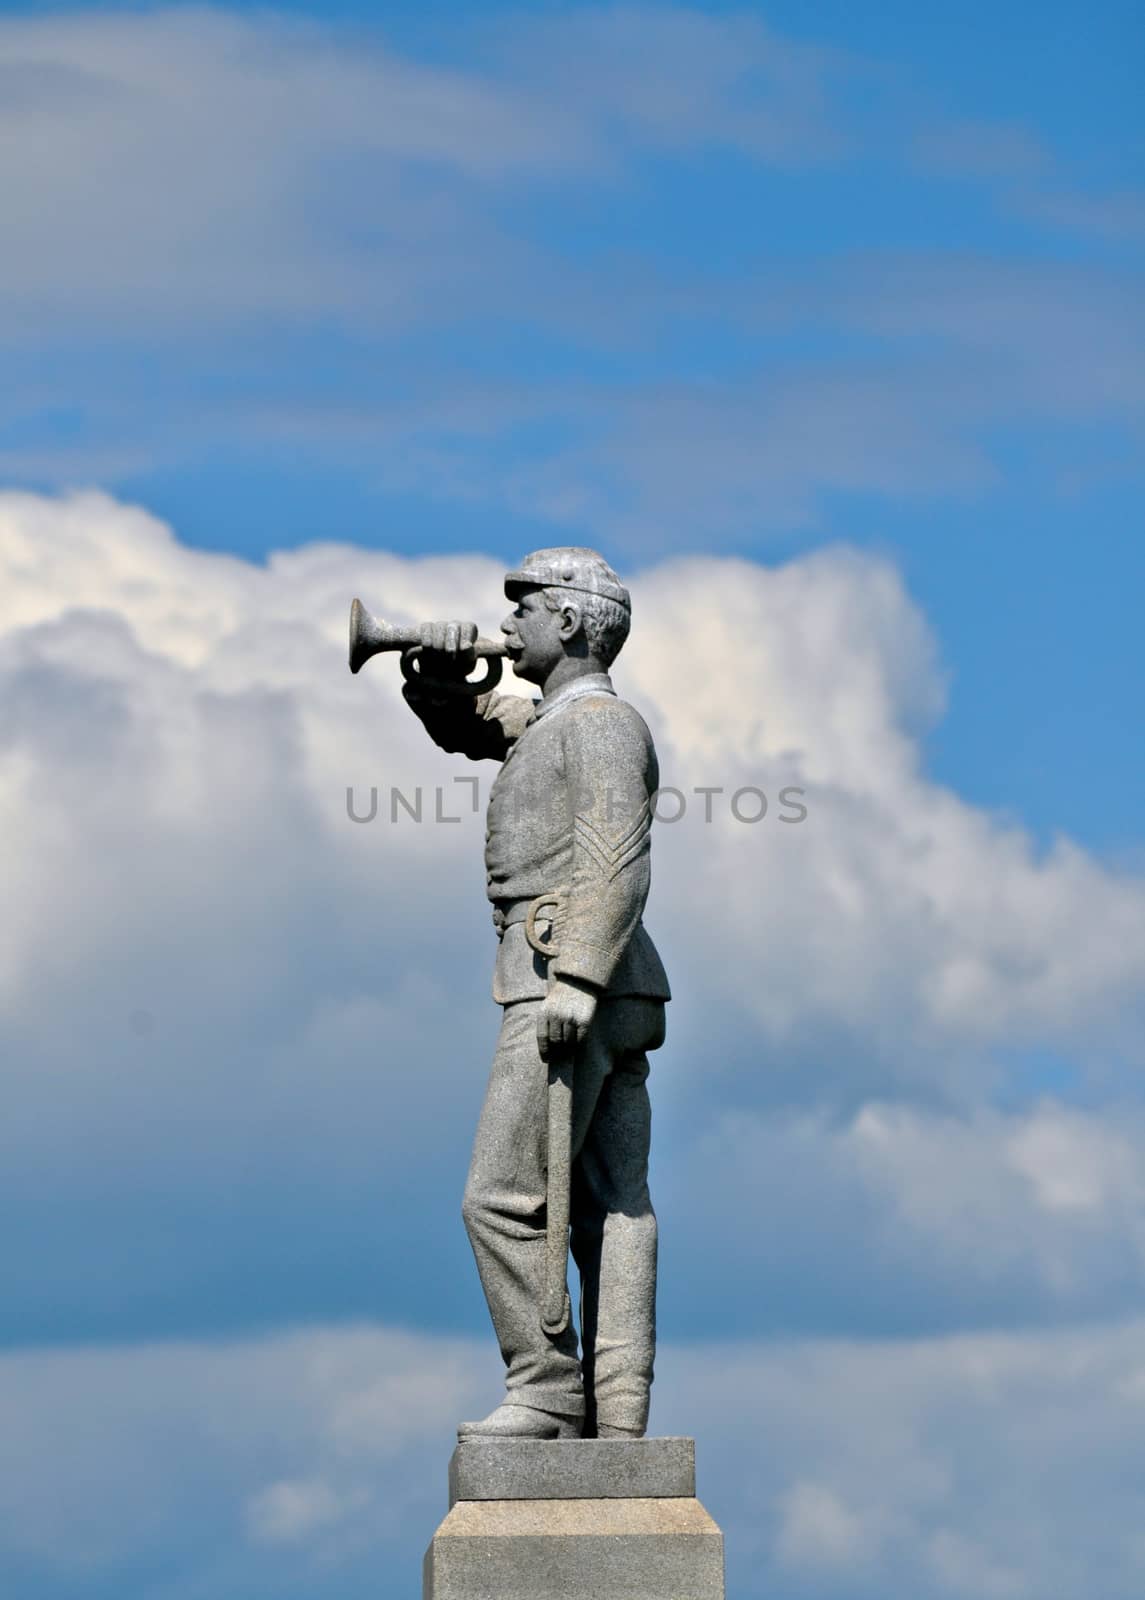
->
xmin=408 ymin=671 xmax=670 ymax=1005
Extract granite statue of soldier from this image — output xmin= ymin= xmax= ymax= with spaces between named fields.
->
xmin=398 ymin=548 xmax=670 ymax=1442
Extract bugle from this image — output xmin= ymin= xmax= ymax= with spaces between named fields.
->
xmin=348 ymin=597 xmax=506 ymax=696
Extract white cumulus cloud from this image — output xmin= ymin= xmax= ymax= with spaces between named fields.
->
xmin=2 ymin=487 xmax=1143 ymax=1353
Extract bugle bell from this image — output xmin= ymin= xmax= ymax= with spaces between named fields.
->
xmin=348 ymin=597 xmax=506 ymax=696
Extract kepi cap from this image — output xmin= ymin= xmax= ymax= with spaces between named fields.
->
xmin=504 ymin=547 xmax=630 ymax=610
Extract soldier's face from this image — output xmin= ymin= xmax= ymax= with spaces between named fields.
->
xmin=501 ymin=586 xmax=566 ymax=684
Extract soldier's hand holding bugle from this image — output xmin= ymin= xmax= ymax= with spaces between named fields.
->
xmin=415 ymin=619 xmax=479 ymax=675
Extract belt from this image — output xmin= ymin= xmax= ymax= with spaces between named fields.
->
xmin=491 ymin=891 xmax=564 ymax=954
xmin=491 ymin=897 xmax=535 ymax=932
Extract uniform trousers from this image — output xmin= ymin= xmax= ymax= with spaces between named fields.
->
xmin=461 ymin=993 xmax=664 ymax=1436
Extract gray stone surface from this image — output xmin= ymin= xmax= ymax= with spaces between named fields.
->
xmin=384 ymin=548 xmax=669 ymax=1437
xmin=423 ymin=1497 xmax=725 ymax=1600
xmin=449 ymin=1436 xmax=695 ymax=1506
xmin=356 ymin=552 xmax=733 ymax=1590
xmin=427 ymin=1436 xmax=725 ymax=1597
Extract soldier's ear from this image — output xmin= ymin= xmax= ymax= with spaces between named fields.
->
xmin=557 ymin=601 xmax=583 ymax=642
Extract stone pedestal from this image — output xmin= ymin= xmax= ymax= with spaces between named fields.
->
xmin=423 ymin=1437 xmax=725 ymax=1598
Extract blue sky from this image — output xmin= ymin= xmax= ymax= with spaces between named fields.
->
xmin=1 ymin=6 xmax=1144 ymax=1597
xmin=3 ymin=0 xmax=1142 ymax=857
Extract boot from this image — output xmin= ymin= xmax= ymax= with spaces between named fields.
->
xmin=457 ymin=1402 xmax=581 ymax=1440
